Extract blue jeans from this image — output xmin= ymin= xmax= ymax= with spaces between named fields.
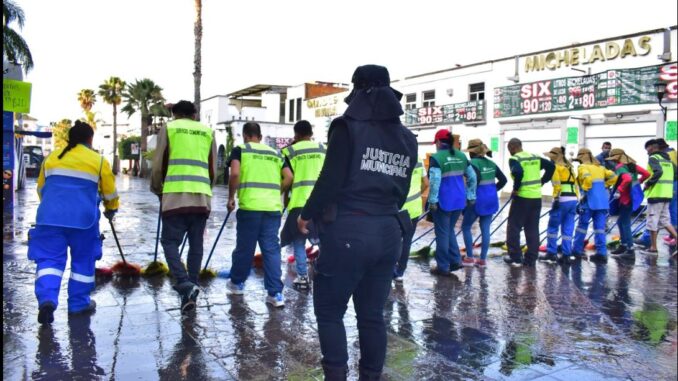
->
xmin=617 ymin=203 xmax=633 ymax=248
xmin=432 ymin=208 xmax=463 ymax=270
xmin=293 ymin=237 xmax=308 ymax=276
xmin=573 ymin=208 xmax=608 ymax=255
xmin=229 ymin=210 xmax=283 ymax=296
xmin=671 ymin=180 xmax=677 ymax=228
xmin=546 ymin=200 xmax=576 ymax=256
xmin=461 ymin=206 xmax=491 ymax=260
xmin=313 ymin=214 xmax=401 ymax=377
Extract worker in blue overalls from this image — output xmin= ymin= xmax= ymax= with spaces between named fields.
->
xmin=28 ymin=121 xmax=119 ymax=324
xmin=572 ymin=148 xmax=617 ymax=263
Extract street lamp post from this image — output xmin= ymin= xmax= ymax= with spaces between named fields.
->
xmin=654 ymin=82 xmax=667 ymax=123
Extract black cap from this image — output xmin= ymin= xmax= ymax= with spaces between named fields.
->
xmin=351 ymin=65 xmax=392 ymax=89
xmin=655 ymin=138 xmax=669 ymax=149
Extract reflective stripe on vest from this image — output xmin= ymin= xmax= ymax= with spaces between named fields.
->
xmin=646 ymin=154 xmax=674 ymax=200
xmin=164 ymin=119 xmax=213 ymax=196
xmin=282 ymin=141 xmax=325 ymax=210
xmin=512 ymin=152 xmax=541 ymax=199
xmin=403 ymin=161 xmax=424 ymax=219
xmin=238 ymin=142 xmax=283 ymax=211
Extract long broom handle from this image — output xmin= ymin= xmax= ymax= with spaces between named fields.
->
xmin=179 ymin=233 xmax=188 ymax=256
xmin=108 ymin=218 xmax=128 ymax=264
xmin=153 ymin=202 xmax=162 ymax=262
xmin=490 ymin=197 xmax=512 ymax=224
xmin=203 ymin=210 xmax=232 ymax=271
xmin=540 ymin=215 xmax=580 ymax=245
xmin=411 ymin=226 xmax=434 ymax=245
xmin=629 ymin=205 xmax=647 ymax=227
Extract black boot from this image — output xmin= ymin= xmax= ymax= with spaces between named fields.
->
xmin=611 ymin=245 xmax=628 ymax=255
xmin=38 ymin=302 xmax=56 ymax=325
xmin=359 ymin=365 xmax=382 ymax=381
xmin=322 ymin=364 xmax=348 ymax=381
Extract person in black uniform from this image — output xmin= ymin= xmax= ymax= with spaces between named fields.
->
xmin=297 ymin=64 xmax=418 ymax=381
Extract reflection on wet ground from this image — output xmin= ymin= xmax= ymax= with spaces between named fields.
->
xmin=3 ymin=177 xmax=677 ymax=380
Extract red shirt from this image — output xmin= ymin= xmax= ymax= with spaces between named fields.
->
xmin=615 ymin=163 xmax=650 ymax=205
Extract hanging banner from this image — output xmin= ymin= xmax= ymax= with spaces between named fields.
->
xmin=404 ymin=100 xmax=485 ymax=125
xmin=494 ymin=62 xmax=677 ymax=118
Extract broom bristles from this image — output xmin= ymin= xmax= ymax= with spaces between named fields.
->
xmin=142 ymin=261 xmax=170 ymax=277
xmin=198 ymin=268 xmax=218 ymax=279
xmin=95 ymin=267 xmax=113 ymax=277
xmin=111 ymin=261 xmax=142 ymax=277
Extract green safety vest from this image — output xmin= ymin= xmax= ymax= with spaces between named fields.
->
xmin=511 ymin=151 xmax=541 ymax=199
xmin=471 ymin=157 xmax=496 ymax=184
xmin=402 ymin=160 xmax=424 ymax=219
xmin=164 ymin=119 xmax=213 ymax=196
xmin=646 ymin=153 xmax=675 ymax=200
xmin=282 ymin=140 xmax=326 ymax=210
xmin=238 ymin=142 xmax=283 ymax=211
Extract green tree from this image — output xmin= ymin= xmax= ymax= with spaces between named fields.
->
xmin=77 ymin=89 xmax=97 ymax=129
xmin=3 ymin=0 xmax=33 ymax=73
xmin=50 ymin=119 xmax=71 ymax=151
xmin=121 ymin=78 xmax=165 ymax=177
xmin=193 ymin=0 xmax=202 ymax=119
xmin=98 ymin=76 xmax=125 ymax=174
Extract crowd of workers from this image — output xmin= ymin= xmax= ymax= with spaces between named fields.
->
xmin=26 ymin=64 xmax=677 ymax=380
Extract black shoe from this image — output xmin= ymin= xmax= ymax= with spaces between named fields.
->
xmin=613 ymin=249 xmax=636 ymax=261
xmin=449 ymin=263 xmax=463 ymax=272
xmin=38 ymin=302 xmax=56 ymax=325
xmin=558 ymin=255 xmax=575 ymax=265
xmin=589 ymin=254 xmax=608 ymax=264
xmin=571 ymin=252 xmax=585 ymax=260
xmin=611 ymin=245 xmax=628 ymax=255
xmin=181 ymin=286 xmax=200 ymax=313
xmin=69 ymin=300 xmax=96 ymax=316
xmin=430 ymin=266 xmax=451 ymax=276
xmin=503 ymin=254 xmax=523 ymax=267
xmin=541 ymin=253 xmax=558 ymax=263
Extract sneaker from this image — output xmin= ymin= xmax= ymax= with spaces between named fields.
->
xmin=68 ymin=300 xmax=96 ymax=316
xmin=613 ymin=249 xmax=636 ymax=261
xmin=462 ymin=257 xmax=475 ymax=267
xmin=662 ymin=235 xmax=674 ymax=244
xmin=589 ymin=254 xmax=608 ymax=264
xmin=664 ymin=237 xmax=677 ymax=246
xmin=634 ymin=238 xmax=649 ymax=249
xmin=571 ymin=251 xmax=585 ymax=260
xmin=266 ymin=293 xmax=285 ymax=308
xmin=475 ymin=259 xmax=487 ymax=267
xmin=430 ymin=265 xmax=451 ymax=276
xmin=540 ymin=253 xmax=558 ymax=263
xmin=641 ymin=248 xmax=659 ymax=256
xmin=449 ymin=263 xmax=463 ymax=272
xmin=181 ymin=286 xmax=200 ymax=313
xmin=558 ymin=255 xmax=575 ymax=265
xmin=37 ymin=302 xmax=56 ymax=325
xmin=503 ymin=254 xmax=522 ymax=267
xmin=611 ymin=245 xmax=628 ymax=255
xmin=227 ymin=280 xmax=245 ymax=295
xmin=293 ymin=275 xmax=310 ymax=288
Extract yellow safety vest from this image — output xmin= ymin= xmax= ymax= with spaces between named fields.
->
xmin=402 ymin=160 xmax=424 ymax=219
xmin=164 ymin=119 xmax=213 ymax=196
xmin=238 ymin=142 xmax=283 ymax=211
xmin=511 ymin=151 xmax=541 ymax=199
xmin=646 ymin=153 xmax=675 ymax=200
xmin=282 ymin=140 xmax=326 ymax=210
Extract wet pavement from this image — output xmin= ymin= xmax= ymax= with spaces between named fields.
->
xmin=3 ymin=176 xmax=677 ymax=381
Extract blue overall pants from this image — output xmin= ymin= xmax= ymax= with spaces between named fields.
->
xmin=546 ymin=200 xmax=577 ymax=256
xmin=573 ymin=207 xmax=608 ymax=255
xmin=28 ymin=223 xmax=102 ymax=312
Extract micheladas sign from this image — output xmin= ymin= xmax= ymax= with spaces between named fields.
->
xmin=524 ymin=36 xmax=652 ymax=73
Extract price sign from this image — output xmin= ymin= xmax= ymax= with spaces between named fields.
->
xmin=494 ymin=63 xmax=677 ymax=118
xmin=405 ymin=100 xmax=485 ymax=126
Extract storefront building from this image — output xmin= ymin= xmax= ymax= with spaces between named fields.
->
xmin=395 ymin=26 xmax=676 ymax=195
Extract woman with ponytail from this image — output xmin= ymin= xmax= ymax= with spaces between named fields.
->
xmin=541 ymin=147 xmax=579 ymax=264
xmin=28 ymin=120 xmax=119 ymax=325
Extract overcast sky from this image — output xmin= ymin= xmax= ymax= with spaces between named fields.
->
xmin=17 ymin=0 xmax=678 ymax=125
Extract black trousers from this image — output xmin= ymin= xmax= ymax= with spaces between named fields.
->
xmin=506 ymin=196 xmax=542 ymax=260
xmin=161 ymin=213 xmax=207 ymax=292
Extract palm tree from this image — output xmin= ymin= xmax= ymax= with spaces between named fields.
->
xmin=98 ymin=77 xmax=125 ymax=174
xmin=50 ymin=119 xmax=71 ymax=151
xmin=77 ymin=89 xmax=97 ymax=129
xmin=121 ymin=78 xmax=165 ymax=177
xmin=3 ymin=0 xmax=33 ymax=73
xmin=193 ymin=0 xmax=202 ymax=120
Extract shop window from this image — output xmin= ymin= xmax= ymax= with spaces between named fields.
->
xmin=289 ymin=99 xmax=295 ymax=122
xmin=296 ymin=98 xmax=302 ymax=121
xmin=469 ymin=82 xmax=485 ymax=101
xmin=422 ymin=90 xmax=435 ymax=107
xmin=405 ymin=93 xmax=417 ymax=110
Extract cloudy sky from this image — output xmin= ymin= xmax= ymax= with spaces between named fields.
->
xmin=16 ymin=0 xmax=678 ymax=125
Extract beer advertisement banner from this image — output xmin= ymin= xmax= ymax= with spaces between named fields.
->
xmin=493 ymin=62 xmax=677 ymax=118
